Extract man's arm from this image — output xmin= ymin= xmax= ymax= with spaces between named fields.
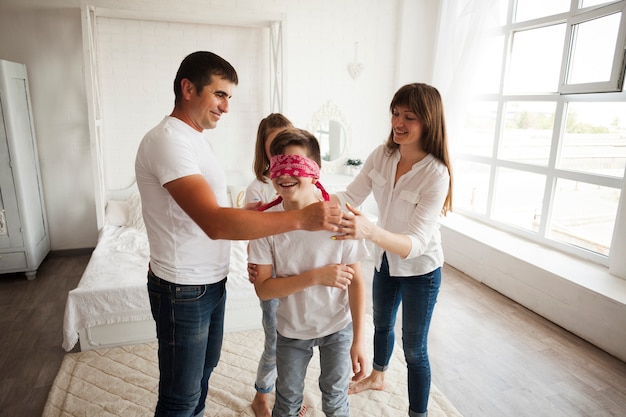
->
xmin=253 ymin=263 xmax=355 ymax=301
xmin=164 ymin=174 xmax=341 ymax=240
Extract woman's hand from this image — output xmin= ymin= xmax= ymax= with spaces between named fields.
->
xmin=333 ymin=202 xmax=374 ymax=240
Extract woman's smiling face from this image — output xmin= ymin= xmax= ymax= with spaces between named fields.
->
xmin=391 ymin=104 xmax=424 ymax=149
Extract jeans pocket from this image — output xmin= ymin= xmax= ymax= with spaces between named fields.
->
xmin=174 ymin=285 xmax=206 ymax=302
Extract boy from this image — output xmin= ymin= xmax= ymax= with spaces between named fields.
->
xmin=249 ymin=128 xmax=369 ymax=417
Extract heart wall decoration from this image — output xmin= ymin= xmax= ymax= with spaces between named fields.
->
xmin=347 ymin=62 xmax=364 ymax=79
xmin=347 ymin=41 xmax=364 ymax=80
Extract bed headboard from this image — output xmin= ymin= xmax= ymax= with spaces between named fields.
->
xmin=105 ymin=174 xmax=252 ymax=218
xmin=107 ymin=178 xmax=139 ymax=202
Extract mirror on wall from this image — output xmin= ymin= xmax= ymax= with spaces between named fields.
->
xmin=309 ymin=101 xmax=351 ymax=173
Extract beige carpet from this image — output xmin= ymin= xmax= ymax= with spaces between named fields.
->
xmin=43 ymin=322 xmax=463 ymax=417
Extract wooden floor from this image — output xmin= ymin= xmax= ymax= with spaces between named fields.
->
xmin=0 ymin=253 xmax=89 ymax=417
xmin=0 ymin=254 xmax=625 ymax=417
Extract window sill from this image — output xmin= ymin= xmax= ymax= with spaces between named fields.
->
xmin=439 ymin=213 xmax=626 ymax=362
xmin=440 ymin=213 xmax=626 ymax=303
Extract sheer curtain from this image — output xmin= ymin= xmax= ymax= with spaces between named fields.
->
xmin=431 ymin=0 xmax=502 ymax=150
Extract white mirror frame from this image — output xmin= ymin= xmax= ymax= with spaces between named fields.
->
xmin=308 ymin=101 xmax=351 ymax=174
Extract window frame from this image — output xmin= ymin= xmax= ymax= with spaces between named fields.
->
xmin=454 ymin=0 xmax=626 ymax=275
xmin=560 ymin=1 xmax=626 ymax=94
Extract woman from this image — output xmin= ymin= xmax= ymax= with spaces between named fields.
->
xmin=332 ymin=83 xmax=453 ymax=417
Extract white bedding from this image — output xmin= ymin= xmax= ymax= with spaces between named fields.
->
xmin=62 ymin=223 xmax=258 ymax=351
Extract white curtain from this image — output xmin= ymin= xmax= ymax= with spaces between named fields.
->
xmin=431 ymin=0 xmax=502 ymax=150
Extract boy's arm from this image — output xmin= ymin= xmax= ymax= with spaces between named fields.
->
xmin=253 ymin=263 xmax=356 ymax=301
xmin=347 ymin=261 xmax=368 ymax=382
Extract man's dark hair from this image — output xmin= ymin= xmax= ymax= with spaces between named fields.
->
xmin=173 ymin=51 xmax=238 ymax=103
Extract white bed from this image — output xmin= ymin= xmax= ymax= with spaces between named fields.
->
xmin=62 ymin=186 xmax=261 ymax=352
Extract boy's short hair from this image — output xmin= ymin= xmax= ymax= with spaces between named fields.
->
xmin=269 ymin=127 xmax=322 ymax=168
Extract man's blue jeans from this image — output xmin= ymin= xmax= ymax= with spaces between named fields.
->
xmin=255 ymin=298 xmax=279 ymax=393
xmin=147 ymin=270 xmax=226 ymax=417
xmin=372 ymin=254 xmax=441 ymax=417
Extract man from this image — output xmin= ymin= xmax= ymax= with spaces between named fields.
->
xmin=135 ymin=51 xmax=342 ymax=417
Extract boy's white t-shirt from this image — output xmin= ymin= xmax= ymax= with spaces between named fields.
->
xmin=248 ymin=203 xmax=369 ymax=340
xmin=135 ymin=116 xmax=231 ymax=285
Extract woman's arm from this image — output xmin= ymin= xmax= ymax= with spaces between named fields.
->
xmin=334 ymin=203 xmax=412 ymax=258
xmin=334 ymin=170 xmax=449 ymax=259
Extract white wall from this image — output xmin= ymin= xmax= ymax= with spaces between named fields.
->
xmin=0 ymin=0 xmax=439 ymax=250
xmin=0 ymin=6 xmax=96 ymax=249
xmin=95 ymin=16 xmax=271 ymax=192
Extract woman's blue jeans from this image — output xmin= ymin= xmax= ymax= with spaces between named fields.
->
xmin=147 ymin=270 xmax=227 ymax=417
xmin=372 ymin=254 xmax=441 ymax=416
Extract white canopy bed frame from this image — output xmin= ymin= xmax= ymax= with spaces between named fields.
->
xmin=63 ymin=4 xmax=285 ymax=351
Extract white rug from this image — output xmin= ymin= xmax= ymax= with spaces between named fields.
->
xmin=43 ymin=322 xmax=463 ymax=417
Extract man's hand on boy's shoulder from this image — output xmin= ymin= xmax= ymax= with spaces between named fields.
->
xmin=300 ymin=200 xmax=342 ymax=232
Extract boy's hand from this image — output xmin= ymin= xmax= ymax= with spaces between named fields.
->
xmin=351 ymin=342 xmax=368 ymax=382
xmin=314 ymin=264 xmax=354 ymax=289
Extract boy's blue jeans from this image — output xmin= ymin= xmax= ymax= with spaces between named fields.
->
xmin=273 ymin=323 xmax=353 ymax=417
xmin=147 ymin=270 xmax=226 ymax=417
xmin=372 ymin=254 xmax=440 ymax=417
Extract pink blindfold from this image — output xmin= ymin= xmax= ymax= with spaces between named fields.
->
xmin=257 ymin=154 xmax=329 ymax=211
xmin=269 ymin=154 xmax=320 ymax=179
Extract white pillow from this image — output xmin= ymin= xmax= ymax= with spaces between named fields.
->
xmin=126 ymin=192 xmax=146 ymax=232
xmin=228 ymin=185 xmax=247 ymax=208
xmin=105 ymin=200 xmax=129 ymax=226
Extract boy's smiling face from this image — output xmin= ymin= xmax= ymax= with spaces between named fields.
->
xmin=271 ymin=145 xmax=319 ymax=210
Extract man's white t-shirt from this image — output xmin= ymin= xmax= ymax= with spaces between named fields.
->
xmin=248 ymin=203 xmax=369 ymax=340
xmin=135 ymin=116 xmax=231 ymax=285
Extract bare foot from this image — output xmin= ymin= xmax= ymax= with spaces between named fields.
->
xmin=251 ymin=392 xmax=271 ymax=417
xmin=298 ymin=404 xmax=308 ymax=416
xmin=348 ymin=370 xmax=385 ymax=395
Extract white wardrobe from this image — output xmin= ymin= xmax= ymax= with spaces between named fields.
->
xmin=0 ymin=59 xmax=49 ymax=279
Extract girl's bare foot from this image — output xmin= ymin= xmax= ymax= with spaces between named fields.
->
xmin=251 ymin=392 xmax=271 ymax=417
xmin=348 ymin=370 xmax=385 ymax=394
xmin=252 ymin=393 xmax=307 ymax=417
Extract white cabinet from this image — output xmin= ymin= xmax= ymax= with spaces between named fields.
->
xmin=0 ymin=59 xmax=50 ymax=279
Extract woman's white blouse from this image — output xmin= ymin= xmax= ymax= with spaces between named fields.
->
xmin=336 ymin=145 xmax=449 ymax=277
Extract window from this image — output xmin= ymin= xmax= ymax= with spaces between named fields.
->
xmin=456 ymin=0 xmax=626 ymax=266
xmin=561 ymin=2 xmax=626 ymax=93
